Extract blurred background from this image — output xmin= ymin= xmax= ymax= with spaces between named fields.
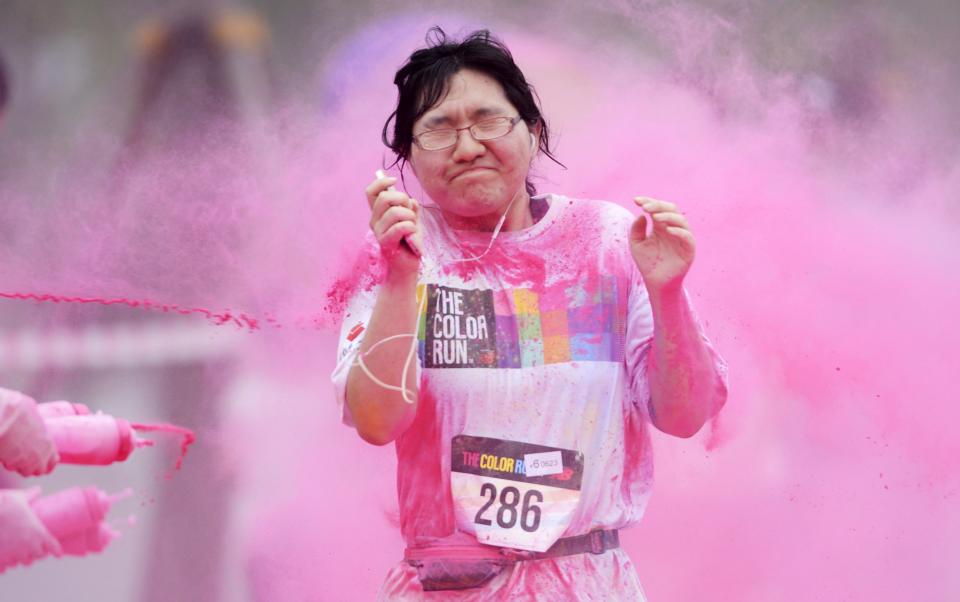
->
xmin=1 ymin=0 xmax=958 ymax=600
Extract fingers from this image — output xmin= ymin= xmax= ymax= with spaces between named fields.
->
xmin=665 ymin=226 xmax=696 ymax=248
xmin=380 ymin=220 xmax=418 ymax=249
xmin=630 ymin=214 xmax=648 ymax=242
xmin=372 ymin=205 xmax=417 ymax=237
xmin=22 ymin=441 xmax=59 ymax=476
xmin=651 ymin=211 xmax=689 ymax=230
xmin=23 ymin=458 xmax=46 ymax=477
xmin=634 ymin=197 xmax=689 ymax=230
xmin=364 ymin=175 xmax=399 ymax=208
xmin=370 ymin=190 xmax=417 ymax=225
xmin=634 ymin=196 xmax=677 ymax=213
xmin=9 ymin=446 xmax=57 ymax=477
xmin=366 ymin=174 xmax=422 ymax=258
xmin=25 ymin=537 xmax=53 ymax=563
xmin=373 ymin=201 xmax=420 ymax=259
xmin=631 ymin=196 xmax=697 ymax=258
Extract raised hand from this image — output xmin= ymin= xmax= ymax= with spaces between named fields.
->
xmin=629 ymin=197 xmax=696 ymax=292
xmin=364 ymin=173 xmax=423 ymax=275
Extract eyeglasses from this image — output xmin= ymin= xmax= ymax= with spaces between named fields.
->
xmin=413 ymin=115 xmax=523 ymax=151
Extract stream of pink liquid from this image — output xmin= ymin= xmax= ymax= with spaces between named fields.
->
xmin=0 ymin=291 xmax=267 ymax=330
xmin=0 ymin=290 xmax=350 ymax=330
xmin=131 ymin=422 xmax=197 ymax=478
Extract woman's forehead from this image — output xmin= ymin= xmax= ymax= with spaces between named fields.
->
xmin=417 ymin=69 xmax=514 ymax=125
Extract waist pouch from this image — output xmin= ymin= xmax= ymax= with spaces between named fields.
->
xmin=405 ymin=529 xmax=619 ymax=592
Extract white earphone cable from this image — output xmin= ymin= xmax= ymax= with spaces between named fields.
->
xmin=360 ymin=156 xmax=531 ymax=403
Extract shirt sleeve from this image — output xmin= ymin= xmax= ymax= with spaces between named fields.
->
xmin=623 ymin=269 xmax=655 ymax=421
xmin=330 ymin=281 xmax=426 ymax=427
xmin=330 ymin=284 xmax=379 ymax=427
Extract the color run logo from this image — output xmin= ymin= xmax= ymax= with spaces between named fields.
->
xmin=460 ymin=450 xmax=526 ymax=475
xmin=424 ymin=285 xmax=497 ymax=368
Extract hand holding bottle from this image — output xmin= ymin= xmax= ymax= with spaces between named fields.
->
xmin=0 ymin=388 xmax=59 ymax=476
xmin=0 ymin=487 xmax=62 ymax=573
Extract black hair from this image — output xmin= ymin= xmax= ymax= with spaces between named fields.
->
xmin=0 ymin=51 xmax=9 ymax=113
xmin=382 ymin=27 xmax=563 ymax=196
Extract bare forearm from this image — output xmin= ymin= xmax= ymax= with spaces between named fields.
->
xmin=647 ymin=284 xmax=726 ymax=438
xmin=346 ymin=270 xmax=420 ymax=445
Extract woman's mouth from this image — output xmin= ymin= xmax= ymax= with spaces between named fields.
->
xmin=452 ymin=167 xmax=493 ymax=180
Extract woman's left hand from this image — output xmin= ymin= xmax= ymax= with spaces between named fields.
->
xmin=629 ymin=197 xmax=696 ymax=292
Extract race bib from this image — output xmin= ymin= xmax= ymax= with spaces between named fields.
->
xmin=450 ymin=435 xmax=584 ymax=552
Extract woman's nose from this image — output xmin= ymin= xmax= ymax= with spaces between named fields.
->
xmin=450 ymin=128 xmax=486 ymax=162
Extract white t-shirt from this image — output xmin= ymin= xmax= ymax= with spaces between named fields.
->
xmin=331 ymin=194 xmax=726 ymax=598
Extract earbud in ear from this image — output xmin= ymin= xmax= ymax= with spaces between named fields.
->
xmin=529 ymin=133 xmax=537 ymax=152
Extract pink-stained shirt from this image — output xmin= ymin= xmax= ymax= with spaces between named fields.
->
xmin=332 ymin=195 xmax=728 ymax=600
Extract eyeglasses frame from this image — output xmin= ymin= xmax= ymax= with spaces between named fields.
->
xmin=412 ymin=115 xmax=524 ymax=151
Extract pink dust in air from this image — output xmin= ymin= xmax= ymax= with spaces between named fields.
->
xmin=131 ymin=423 xmax=197 ymax=478
xmin=235 ymin=10 xmax=960 ymax=602
xmin=109 ymin=488 xmax=135 ymax=506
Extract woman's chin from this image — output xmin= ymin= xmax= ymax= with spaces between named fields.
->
xmin=455 ymin=189 xmax=513 ymax=212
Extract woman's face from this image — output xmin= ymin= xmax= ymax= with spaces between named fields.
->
xmin=409 ymin=68 xmax=537 ymax=227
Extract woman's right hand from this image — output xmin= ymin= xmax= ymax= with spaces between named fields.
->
xmin=365 ymin=174 xmax=422 ymax=276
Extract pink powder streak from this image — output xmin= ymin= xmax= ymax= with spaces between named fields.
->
xmin=131 ymin=422 xmax=197 ymax=478
xmin=0 ymin=290 xmax=344 ymax=332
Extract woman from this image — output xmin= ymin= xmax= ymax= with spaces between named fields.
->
xmin=332 ymin=28 xmax=728 ymax=600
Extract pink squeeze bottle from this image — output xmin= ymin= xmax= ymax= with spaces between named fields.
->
xmin=36 ymin=401 xmax=92 ymax=419
xmin=31 ymin=486 xmax=113 ymax=542
xmin=58 ymin=524 xmax=119 ymax=556
xmin=43 ymin=414 xmax=152 ymax=465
